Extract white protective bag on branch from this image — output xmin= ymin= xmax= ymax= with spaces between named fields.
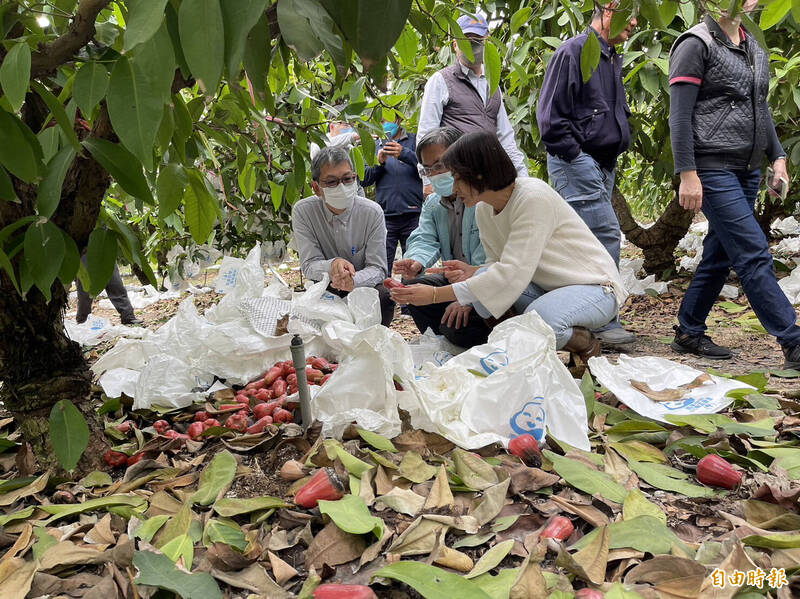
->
xmin=588 ymin=354 xmax=754 ymax=422
xmin=779 ymin=266 xmax=800 ymax=305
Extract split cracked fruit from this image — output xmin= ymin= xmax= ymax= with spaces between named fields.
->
xmin=697 ymin=454 xmax=742 ymax=489
xmin=541 ymin=516 xmax=574 ymax=541
xmin=294 ymin=467 xmax=345 ymax=508
xmin=508 ymin=433 xmax=542 ymax=467
xmin=104 ymin=450 xmax=127 ymax=468
xmin=313 ymin=584 xmax=377 ymax=599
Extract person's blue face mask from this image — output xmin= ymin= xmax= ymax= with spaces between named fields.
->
xmin=339 ymin=127 xmax=354 ymax=135
xmin=383 ymin=122 xmax=399 ymax=138
xmin=429 ymin=171 xmax=455 ymax=197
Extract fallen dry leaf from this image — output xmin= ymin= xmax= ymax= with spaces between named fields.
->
xmin=267 ymin=550 xmax=298 ymax=585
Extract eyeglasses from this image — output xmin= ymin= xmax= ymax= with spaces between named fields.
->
xmin=319 ymin=173 xmax=357 ymax=188
xmin=420 ymin=161 xmax=447 ymax=177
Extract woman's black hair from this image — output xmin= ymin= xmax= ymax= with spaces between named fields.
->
xmin=441 ymin=130 xmax=517 ymax=193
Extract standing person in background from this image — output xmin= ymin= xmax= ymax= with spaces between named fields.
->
xmin=668 ymin=1 xmax=799 ymax=369
xmin=418 ymin=12 xmax=528 ymax=194
xmin=292 ymin=146 xmax=394 ymax=327
xmin=75 ymin=261 xmax=143 ymax=326
xmin=394 ymin=127 xmax=490 ymax=348
xmin=361 ymin=116 xmax=423 ymax=272
xmin=536 ymin=1 xmax=638 ymax=346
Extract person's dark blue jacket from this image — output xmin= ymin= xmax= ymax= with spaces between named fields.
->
xmin=361 ymin=131 xmax=424 ymax=218
xmin=537 ymin=28 xmax=631 ymax=171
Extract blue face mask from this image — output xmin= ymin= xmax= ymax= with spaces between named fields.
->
xmin=339 ymin=127 xmax=355 ymax=135
xmin=429 ymin=171 xmax=455 ymax=197
xmin=383 ymin=122 xmax=399 ymax=138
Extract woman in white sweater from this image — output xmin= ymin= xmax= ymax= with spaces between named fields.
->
xmin=389 ymin=131 xmax=628 ymax=363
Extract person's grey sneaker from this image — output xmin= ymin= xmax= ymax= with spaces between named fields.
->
xmin=595 ymin=327 xmax=636 ymax=345
xmin=783 ymin=344 xmax=800 ymax=370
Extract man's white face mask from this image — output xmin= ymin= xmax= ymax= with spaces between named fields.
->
xmin=322 ymin=181 xmax=357 ymax=210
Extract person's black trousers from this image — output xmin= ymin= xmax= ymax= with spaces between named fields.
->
xmin=403 ymin=273 xmax=490 ymax=348
xmin=76 ymin=260 xmax=135 ymax=323
xmin=385 ymin=213 xmax=420 ymax=273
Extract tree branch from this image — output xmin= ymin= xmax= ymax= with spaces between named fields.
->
xmin=28 ymin=0 xmax=111 ymax=78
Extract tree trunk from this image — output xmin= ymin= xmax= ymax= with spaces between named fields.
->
xmin=0 ymin=106 xmax=115 ymax=477
xmin=0 ymin=277 xmax=108 ymax=475
xmin=611 ymin=180 xmax=695 ymax=277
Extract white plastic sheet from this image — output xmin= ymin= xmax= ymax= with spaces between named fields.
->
xmin=677 ymin=222 xmax=708 ymax=273
xmin=779 ymin=267 xmax=800 ymax=305
xmin=64 ymin=315 xmax=147 ymax=347
xmin=402 ymin=312 xmax=591 ymax=451
xmin=771 ymin=216 xmax=800 ymax=237
xmin=619 ymin=258 xmax=669 ymax=295
xmin=588 ymin=355 xmax=754 ymax=423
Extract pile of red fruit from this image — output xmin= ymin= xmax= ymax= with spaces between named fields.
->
xmin=103 ymin=356 xmax=338 ymax=467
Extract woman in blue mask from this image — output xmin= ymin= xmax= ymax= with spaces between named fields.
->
xmin=391 ymin=127 xmax=490 ymax=349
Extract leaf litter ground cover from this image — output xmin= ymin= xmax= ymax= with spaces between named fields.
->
xmin=1 ymin=260 xmax=798 ymax=598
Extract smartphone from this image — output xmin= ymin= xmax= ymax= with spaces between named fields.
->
xmin=767 ymin=167 xmax=789 ymax=201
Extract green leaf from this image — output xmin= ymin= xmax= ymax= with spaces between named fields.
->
xmin=269 ymin=180 xmax=284 ymax=212
xmin=36 ymin=146 xmax=75 ymax=218
xmin=625 ymin=460 xmax=717 ymax=498
xmin=221 ymin=0 xmax=266 ymax=76
xmin=179 ymin=0 xmax=225 ymax=93
xmin=373 ymin=561 xmax=492 ymax=599
xmin=580 ymin=30 xmax=601 ymax=83
xmin=30 ymin=81 xmax=81 ymax=153
xmin=399 ymin=451 xmax=438 ymax=483
xmin=357 ymin=428 xmax=397 ymax=452
xmin=465 ymin=539 xmax=514 ymax=579
xmin=86 ymin=228 xmax=118 ymax=296
xmin=0 ymin=506 xmax=35 ymax=527
xmin=58 ymin=229 xmax=80 ymax=284
xmin=124 ymin=0 xmax=170 ymax=50
xmin=33 ymin=526 xmax=59 ymax=560
xmin=134 ymin=550 xmax=223 ymax=599
xmin=203 ymin=519 xmax=247 ymax=551
xmin=24 ymin=219 xmax=64 ymax=300
xmin=471 ymin=568 xmax=519 ymax=599
xmin=742 ymin=532 xmax=800 ymax=549
xmin=0 ymin=109 xmax=43 ymax=182
xmin=544 ymin=450 xmax=628 ymax=503
xmin=161 ymin=534 xmax=194 ymax=568
xmin=0 ymin=42 xmax=31 ymax=112
xmin=321 ymin=0 xmax=413 ymax=70
xmin=134 ymin=515 xmax=170 ymax=543
xmin=184 ymin=168 xmax=218 ymax=243
xmin=395 ymin=26 xmax=418 ymax=65
xmin=131 ymin=22 xmax=176 ymax=105
xmin=276 ymin=0 xmax=325 ymax=60
xmin=213 ymin=495 xmax=288 ymax=516
xmin=622 ymin=489 xmax=667 ymax=524
xmin=0 ymin=166 xmax=17 ymax=202
xmin=49 ymin=400 xmax=89 ymax=472
xmin=318 ymin=494 xmax=384 ymax=538
xmin=78 ymin=471 xmax=113 ymax=488
xmin=83 ymin=138 xmax=154 ymax=203
xmin=571 ymin=515 xmax=689 ymax=555
xmin=761 ymin=0 xmax=792 ymax=29
xmin=664 ymin=413 xmax=776 ymax=438
xmin=192 ymin=450 xmax=237 ymax=506
xmin=107 ymin=56 xmax=163 ymax=171
xmin=73 ymin=62 xmax=110 ymax=117
xmin=453 ymin=448 xmax=499 ymax=491
xmin=0 ymin=247 xmax=20 ymax=294
xmin=794 ymin=0 xmax=800 ymax=22
xmin=510 ymin=7 xmax=533 ymax=32
xmin=157 ymin=163 xmax=188 ymax=219
xmin=484 ymin=40 xmax=501 ymax=97
xmin=741 ymin=12 xmax=767 ymax=48
xmin=238 ymin=162 xmax=256 ymax=200
xmin=243 ymin=13 xmax=270 ymax=95
xmin=324 ymin=440 xmax=375 ymax=478
xmin=580 ymin=371 xmax=595 ymax=419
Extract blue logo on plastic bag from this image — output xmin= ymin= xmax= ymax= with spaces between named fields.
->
xmin=480 ymin=350 xmax=509 ymax=374
xmin=662 ymin=397 xmax=715 ymax=411
xmin=509 ymin=397 xmax=546 ymax=443
xmin=433 ymin=351 xmax=453 ymax=366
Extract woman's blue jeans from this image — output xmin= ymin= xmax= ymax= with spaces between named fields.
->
xmin=678 ymin=169 xmax=800 ymax=348
xmin=471 ymin=271 xmax=618 ymax=349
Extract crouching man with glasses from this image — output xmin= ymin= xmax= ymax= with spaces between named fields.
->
xmin=292 ymin=146 xmax=395 ymax=326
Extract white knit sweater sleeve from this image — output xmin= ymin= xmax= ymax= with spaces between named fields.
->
xmin=465 ymin=188 xmax=556 ymax=318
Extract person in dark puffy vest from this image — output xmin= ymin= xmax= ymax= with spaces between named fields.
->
xmin=417 ymin=11 xmax=527 ymax=195
xmin=669 ymin=1 xmax=799 ymax=370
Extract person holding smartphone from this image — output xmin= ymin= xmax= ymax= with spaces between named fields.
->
xmin=668 ymin=0 xmax=799 ymax=369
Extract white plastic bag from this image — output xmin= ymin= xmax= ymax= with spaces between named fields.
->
xmin=402 ymin=312 xmax=590 ymax=450
xmin=408 ymin=328 xmax=462 ymax=370
xmin=64 ymin=316 xmax=146 ymax=347
xmin=588 ymin=355 xmax=754 ymax=422
xmin=779 ymin=267 xmax=800 ymax=305
xmin=619 ymin=258 xmax=669 ymax=295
